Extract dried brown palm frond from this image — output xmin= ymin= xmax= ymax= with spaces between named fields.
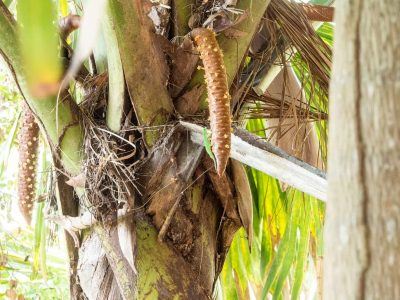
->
xmin=232 ymin=0 xmax=332 ymax=166
xmin=76 ymin=75 xmax=138 ymax=222
xmin=299 ymin=3 xmax=334 ymax=22
xmin=236 ymin=0 xmax=332 ymax=116
xmin=18 ymin=102 xmax=39 ymax=224
xmin=235 ymin=0 xmax=331 ymax=121
xmin=266 ymin=0 xmax=332 ymax=95
xmin=82 ymin=120 xmax=136 ymax=221
xmin=243 ymin=90 xmax=328 ymax=121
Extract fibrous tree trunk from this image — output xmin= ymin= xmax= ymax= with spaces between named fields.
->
xmin=77 ymin=129 xmax=236 ymax=299
xmin=324 ymin=0 xmax=400 ymax=299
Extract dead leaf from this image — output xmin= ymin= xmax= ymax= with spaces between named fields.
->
xmin=224 ymin=28 xmax=247 ymax=39
xmin=175 ymin=85 xmax=205 ymax=115
xmin=169 ymin=37 xmax=199 ymax=97
xmin=188 ymin=13 xmax=201 ymax=30
xmin=66 ymin=173 xmax=86 ymax=188
xmin=156 ymin=34 xmax=175 ymax=56
xmin=6 ymin=289 xmax=17 ymax=300
xmin=203 ymin=11 xmax=233 ymax=33
xmin=147 ymin=2 xmax=170 ymax=36
xmin=203 ymin=156 xmax=240 ymax=223
xmin=249 ymin=22 xmax=269 ymax=54
xmin=232 ymin=9 xmax=249 ymax=26
xmin=231 ymin=159 xmax=253 ymax=248
xmin=203 ymin=9 xmax=249 ymax=33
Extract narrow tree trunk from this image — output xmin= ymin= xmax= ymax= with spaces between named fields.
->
xmin=76 ymin=131 xmax=237 ymax=299
xmin=77 ymin=214 xmax=218 ymax=299
xmin=324 ymin=1 xmax=400 ymax=299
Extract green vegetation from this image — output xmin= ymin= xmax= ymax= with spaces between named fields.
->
xmin=0 ymin=66 xmax=68 ymax=299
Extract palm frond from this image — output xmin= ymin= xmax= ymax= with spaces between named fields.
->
xmin=219 ymin=6 xmax=334 ymax=292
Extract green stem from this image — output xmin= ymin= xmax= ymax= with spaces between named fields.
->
xmin=0 ymin=2 xmax=83 ymax=176
xmin=172 ymin=0 xmax=195 ymax=37
xmin=104 ymin=8 xmax=125 ymax=133
xmin=108 ymin=0 xmax=174 ymax=147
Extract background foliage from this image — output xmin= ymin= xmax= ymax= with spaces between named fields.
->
xmin=0 ymin=62 xmax=68 ymax=299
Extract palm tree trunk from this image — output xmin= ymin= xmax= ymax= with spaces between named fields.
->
xmin=75 ymin=131 xmax=239 ymax=299
xmin=324 ymin=0 xmax=400 ymax=298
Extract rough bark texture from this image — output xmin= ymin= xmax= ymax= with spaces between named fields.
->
xmin=138 ymin=128 xmax=232 ymax=296
xmin=76 ymin=127 xmax=243 ymax=298
xmin=324 ymin=1 xmax=400 ymax=299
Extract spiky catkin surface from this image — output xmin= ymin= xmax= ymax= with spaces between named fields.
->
xmin=18 ymin=102 xmax=39 ymax=224
xmin=191 ymin=28 xmax=231 ymax=176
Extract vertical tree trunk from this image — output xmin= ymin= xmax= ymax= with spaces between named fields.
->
xmin=76 ymin=132 xmax=238 ymax=299
xmin=324 ymin=1 xmax=400 ymax=299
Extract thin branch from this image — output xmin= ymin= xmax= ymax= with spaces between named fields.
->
xmin=157 ymin=195 xmax=181 ymax=242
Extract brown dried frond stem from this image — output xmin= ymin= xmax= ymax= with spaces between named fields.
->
xmin=298 ymin=3 xmax=334 ymax=22
xmin=191 ymin=27 xmax=231 ymax=177
xmin=268 ymin=0 xmax=332 ymax=95
xmin=81 ymin=119 xmax=137 ymax=221
xmin=244 ymin=91 xmax=328 ymax=121
xmin=18 ymin=102 xmax=39 ymax=224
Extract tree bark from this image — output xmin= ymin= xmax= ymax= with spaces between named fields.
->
xmin=324 ymin=0 xmax=400 ymax=299
xmin=76 ymin=128 xmax=239 ymax=299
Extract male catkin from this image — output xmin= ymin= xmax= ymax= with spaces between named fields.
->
xmin=191 ymin=28 xmax=231 ymax=176
xmin=18 ymin=102 xmax=39 ymax=224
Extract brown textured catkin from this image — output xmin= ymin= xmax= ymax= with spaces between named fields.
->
xmin=18 ymin=102 xmax=39 ymax=224
xmin=191 ymin=28 xmax=231 ymax=176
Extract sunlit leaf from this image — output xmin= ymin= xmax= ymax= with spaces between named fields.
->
xmin=203 ymin=127 xmax=217 ymax=168
xmin=33 ymin=144 xmax=49 ymax=278
xmin=59 ymin=0 xmax=68 ymax=17
xmin=220 ymin=255 xmax=239 ymax=300
xmin=291 ymin=195 xmax=311 ymax=300
xmin=261 ymin=191 xmax=296 ymax=299
xmin=0 ymin=110 xmax=20 ymax=177
xmin=65 ymin=0 xmax=108 ymax=80
xmin=3 ymin=0 xmax=13 ymax=7
xmin=17 ymin=0 xmax=61 ymax=98
xmin=260 ymin=215 xmax=273 ymax=278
